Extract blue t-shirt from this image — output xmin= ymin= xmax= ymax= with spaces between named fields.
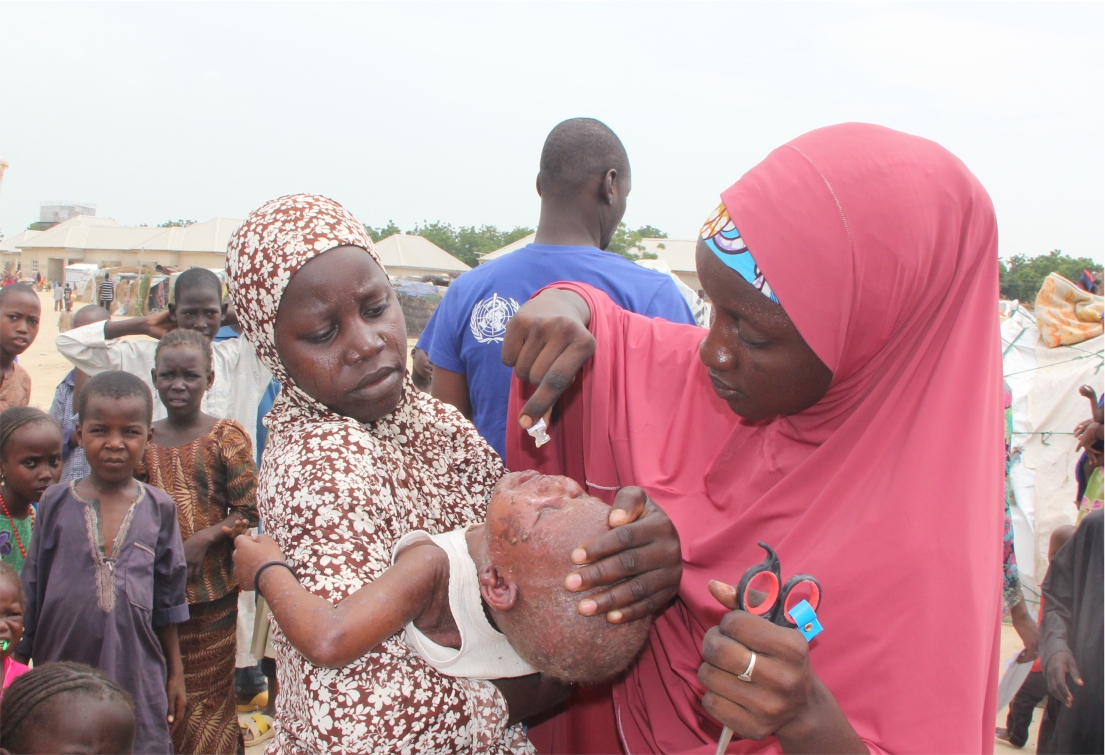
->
xmin=420 ymin=244 xmax=695 ymax=459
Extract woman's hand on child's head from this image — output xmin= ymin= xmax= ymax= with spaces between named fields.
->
xmin=233 ymin=534 xmax=288 ymax=592
xmin=565 ymin=486 xmax=683 ymax=624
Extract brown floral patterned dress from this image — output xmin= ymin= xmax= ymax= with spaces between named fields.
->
xmin=227 ymin=193 xmax=533 ymax=754
xmin=138 ymin=419 xmax=260 ymax=755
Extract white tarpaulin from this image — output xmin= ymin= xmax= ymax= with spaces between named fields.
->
xmin=1001 ymin=302 xmax=1104 ymax=607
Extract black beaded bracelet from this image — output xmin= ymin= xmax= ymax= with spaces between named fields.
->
xmin=254 ymin=561 xmax=297 ymax=599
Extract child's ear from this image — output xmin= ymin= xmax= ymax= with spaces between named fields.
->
xmin=168 ymin=303 xmax=178 ymax=323
xmin=479 ymin=564 xmax=518 ymax=612
xmin=206 ymin=367 xmax=215 ymax=391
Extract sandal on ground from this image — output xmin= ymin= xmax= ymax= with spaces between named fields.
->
xmin=240 ymin=713 xmax=275 ymax=746
xmin=237 ymin=691 xmax=269 ymax=713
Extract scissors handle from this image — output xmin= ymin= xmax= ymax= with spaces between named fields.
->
xmin=777 ymin=573 xmax=823 ymax=628
xmin=735 ymin=542 xmax=781 ymax=618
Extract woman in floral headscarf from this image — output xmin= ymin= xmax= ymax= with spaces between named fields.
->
xmin=224 ymin=194 xmax=681 ymax=754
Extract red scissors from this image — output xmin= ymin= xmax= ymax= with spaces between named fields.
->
xmin=735 ymin=542 xmax=823 ymax=638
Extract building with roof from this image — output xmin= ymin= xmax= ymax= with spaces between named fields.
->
xmin=13 ymin=215 xmax=242 ymax=282
xmin=477 ymin=233 xmax=536 ymax=264
xmin=636 ymin=238 xmax=699 ymax=293
xmin=0 ymin=229 xmax=42 ymax=272
xmin=373 ymin=233 xmax=470 ymax=278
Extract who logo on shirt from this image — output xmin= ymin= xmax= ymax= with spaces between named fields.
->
xmin=469 ymin=293 xmax=521 ymax=344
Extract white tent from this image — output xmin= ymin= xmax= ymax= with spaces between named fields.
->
xmin=64 ymin=263 xmax=99 ymax=296
xmin=1001 ymin=302 xmax=1103 ymax=607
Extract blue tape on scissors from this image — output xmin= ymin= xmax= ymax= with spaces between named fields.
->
xmin=787 ymin=600 xmax=823 ymax=642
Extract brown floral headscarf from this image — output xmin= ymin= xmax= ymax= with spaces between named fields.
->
xmin=226 ymin=193 xmax=378 ymax=409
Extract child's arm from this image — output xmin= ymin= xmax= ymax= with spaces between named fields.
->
xmin=234 ymin=534 xmax=452 ymax=668
xmin=156 ymin=623 xmax=186 ymax=734
xmin=55 ymin=319 xmax=159 ymax=376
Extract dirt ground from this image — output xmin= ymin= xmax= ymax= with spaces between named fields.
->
xmin=16 ymin=291 xmax=1040 ymax=752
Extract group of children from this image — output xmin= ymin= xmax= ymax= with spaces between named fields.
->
xmin=0 ymin=272 xmax=263 ymax=754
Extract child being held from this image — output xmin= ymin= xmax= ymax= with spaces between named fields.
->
xmin=0 ymin=661 xmax=137 ymax=755
xmin=0 ymin=563 xmax=29 ymax=696
xmin=0 ymin=284 xmax=40 ymax=411
xmin=14 ymin=371 xmax=189 ymax=755
xmin=136 ymin=329 xmax=257 ymax=755
xmin=234 ymin=470 xmax=654 ymax=684
xmin=0 ymin=408 xmax=62 ymax=573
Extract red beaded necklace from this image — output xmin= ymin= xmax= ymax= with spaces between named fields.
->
xmin=0 ymin=488 xmax=34 ymax=560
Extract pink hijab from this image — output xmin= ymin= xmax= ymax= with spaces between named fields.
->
xmin=509 ymin=123 xmax=1003 ymax=754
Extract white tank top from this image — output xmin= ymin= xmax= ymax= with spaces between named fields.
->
xmin=391 ymin=528 xmax=535 ymax=679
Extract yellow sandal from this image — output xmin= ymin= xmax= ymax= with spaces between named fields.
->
xmin=240 ymin=713 xmax=275 ymax=746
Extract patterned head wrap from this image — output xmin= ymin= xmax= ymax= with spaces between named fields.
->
xmin=700 ymin=203 xmax=778 ymax=303
xmin=226 ymin=193 xmax=378 ymax=406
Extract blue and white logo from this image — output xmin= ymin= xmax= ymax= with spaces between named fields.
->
xmin=469 ymin=293 xmax=521 ymax=344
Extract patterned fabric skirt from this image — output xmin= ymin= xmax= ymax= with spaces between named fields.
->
xmin=174 ymin=592 xmax=244 ymax=755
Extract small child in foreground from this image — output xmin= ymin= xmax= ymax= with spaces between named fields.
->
xmin=137 ymin=329 xmax=257 ymax=755
xmin=15 ymin=371 xmax=189 ymax=755
xmin=0 ymin=661 xmax=137 ymax=754
xmin=0 ymin=284 xmax=40 ymax=411
xmin=0 ymin=408 xmax=62 ymax=573
xmin=234 ymin=470 xmax=653 ymax=684
xmin=0 ymin=563 xmax=29 ymax=696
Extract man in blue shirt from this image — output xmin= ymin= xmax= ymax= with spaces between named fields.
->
xmin=422 ymin=118 xmax=695 ymax=459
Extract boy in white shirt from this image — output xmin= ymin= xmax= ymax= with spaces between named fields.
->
xmin=56 ymin=268 xmax=272 ymax=460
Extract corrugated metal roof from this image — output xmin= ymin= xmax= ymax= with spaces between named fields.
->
xmin=16 ymin=215 xmax=242 ymax=254
xmin=0 ymin=229 xmax=42 ymax=253
xmin=373 ymin=234 xmax=470 ymax=273
xmin=478 ymin=233 xmax=536 ymax=263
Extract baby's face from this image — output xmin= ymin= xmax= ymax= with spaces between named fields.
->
xmin=476 ymin=471 xmax=654 ymax=683
xmin=484 ymin=470 xmax=592 ymax=556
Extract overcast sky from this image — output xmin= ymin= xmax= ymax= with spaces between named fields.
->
xmin=1 ymin=2 xmax=1101 ymax=260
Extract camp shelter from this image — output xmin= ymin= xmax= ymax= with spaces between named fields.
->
xmin=64 ymin=263 xmax=99 ymax=296
xmin=373 ymin=234 xmax=470 ymax=278
xmin=1002 ymin=298 xmax=1104 ymax=608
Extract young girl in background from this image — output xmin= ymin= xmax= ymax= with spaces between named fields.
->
xmin=0 ymin=408 xmax=62 ymax=573
xmin=0 ymin=562 xmax=29 ymax=696
xmin=137 ymin=329 xmax=257 ymax=755
xmin=16 ymin=370 xmax=188 ymax=755
xmin=0 ymin=661 xmax=137 ymax=755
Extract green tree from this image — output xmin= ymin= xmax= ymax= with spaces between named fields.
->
xmin=999 ymin=250 xmax=1103 ymax=302
xmin=407 ymin=221 xmax=534 ymax=267
xmin=364 ymin=220 xmax=402 ymax=242
xmin=158 ymin=219 xmax=196 ymax=227
xmin=605 ymin=223 xmax=668 ymax=260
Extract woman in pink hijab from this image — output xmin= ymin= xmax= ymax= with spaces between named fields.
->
xmin=505 ymin=123 xmax=1003 ymax=753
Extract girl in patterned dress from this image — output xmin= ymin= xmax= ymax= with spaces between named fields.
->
xmin=137 ymin=328 xmax=257 ymax=755
xmin=225 ymin=195 xmax=535 ymax=755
